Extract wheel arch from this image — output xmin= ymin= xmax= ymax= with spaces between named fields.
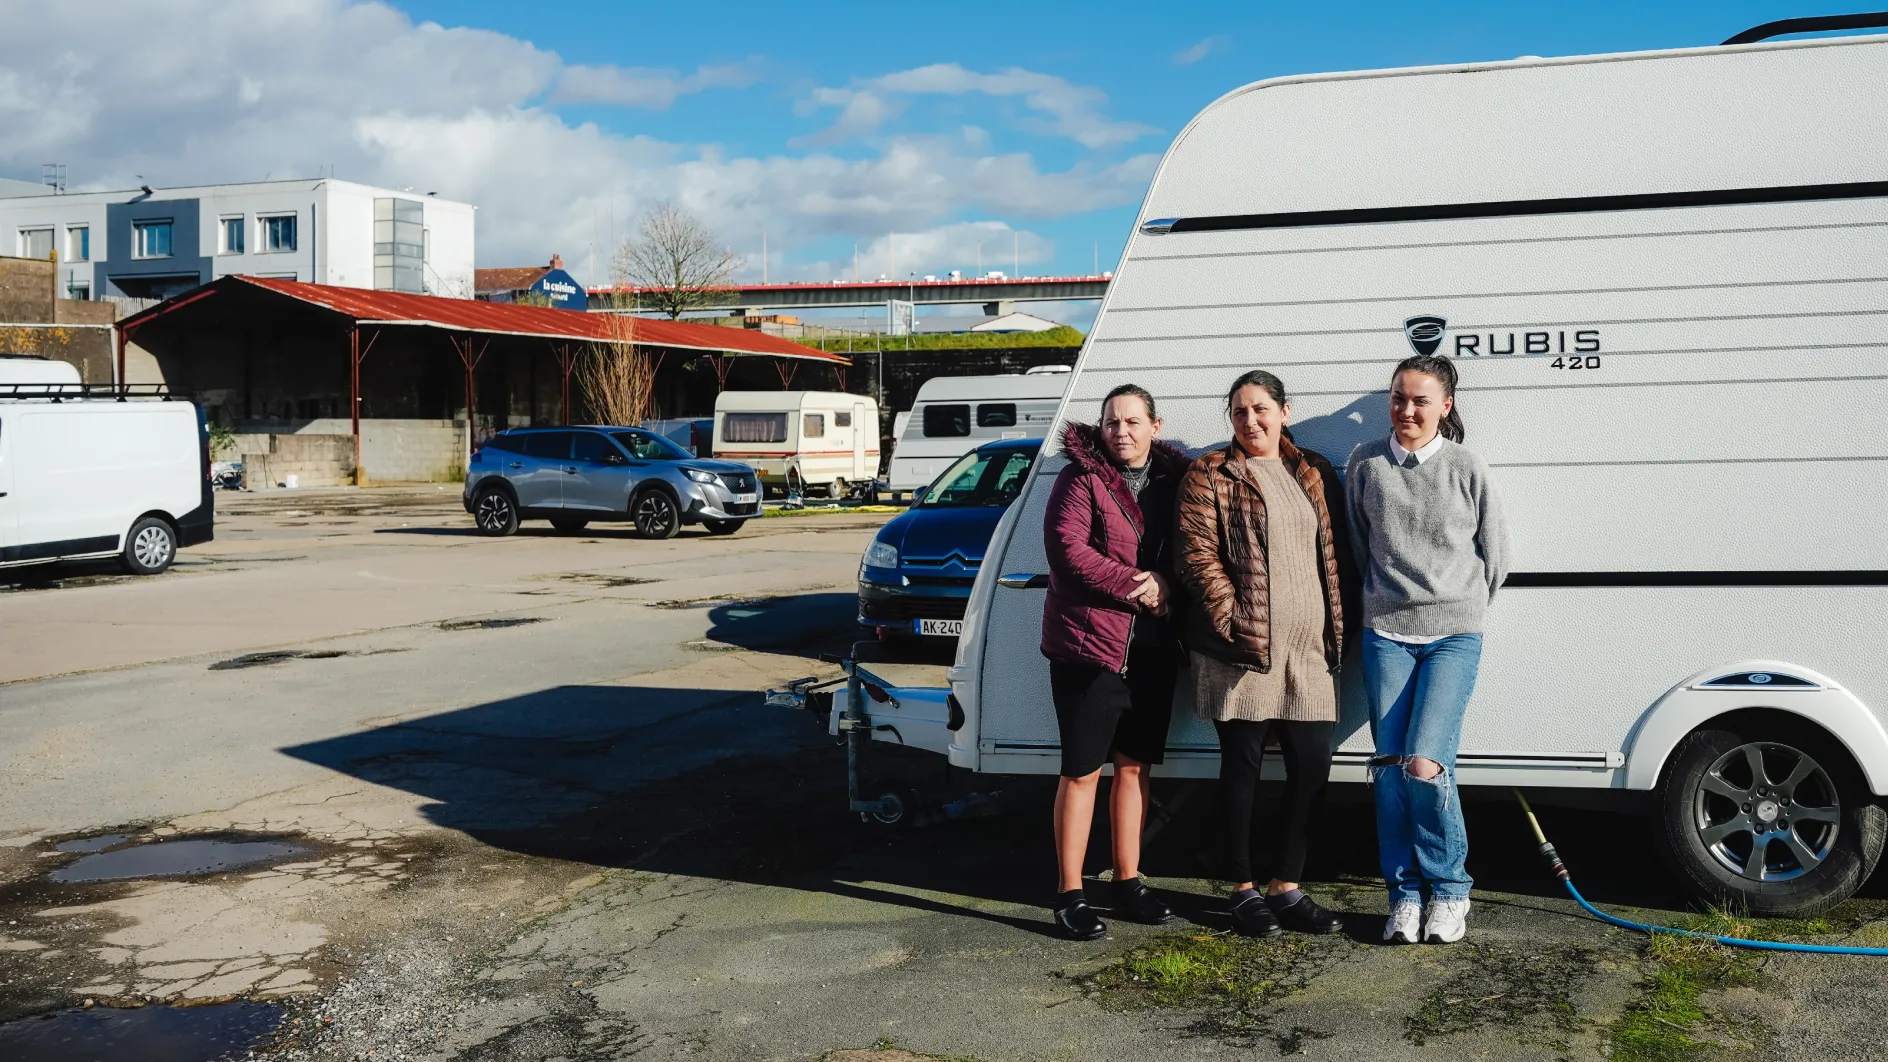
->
xmin=474 ymin=476 xmax=519 ymax=503
xmin=127 ymin=509 xmax=181 ymax=543
xmin=1623 ymin=659 xmax=1888 ymax=795
xmin=630 ymin=479 xmax=681 ymax=511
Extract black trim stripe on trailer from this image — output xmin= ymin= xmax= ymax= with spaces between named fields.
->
xmin=1505 ymin=570 xmax=1888 ymax=589
xmin=1165 ymin=181 xmax=1888 ymax=234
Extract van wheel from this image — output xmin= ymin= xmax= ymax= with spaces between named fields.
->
xmin=549 ymin=516 xmax=589 ymax=534
xmin=474 ymin=487 xmax=519 ymax=537
xmin=121 ymin=517 xmax=176 ymax=575
xmin=703 ymin=519 xmax=744 ymax=536
xmin=1654 ymin=726 xmax=1886 ymax=917
xmin=632 ymin=489 xmax=680 ymax=540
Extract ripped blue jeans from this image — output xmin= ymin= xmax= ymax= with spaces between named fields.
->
xmin=1364 ymin=628 xmax=1483 ymax=905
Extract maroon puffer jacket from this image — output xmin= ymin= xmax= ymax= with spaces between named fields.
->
xmin=1039 ymin=421 xmax=1190 ymax=672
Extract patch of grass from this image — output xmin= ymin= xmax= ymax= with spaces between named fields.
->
xmin=1608 ymin=919 xmax=1763 ymax=1062
xmin=802 ymin=326 xmax=1087 ymax=352
xmin=1403 ymin=943 xmax=1598 ymax=1046
xmin=1090 ymin=931 xmax=1343 ymax=1047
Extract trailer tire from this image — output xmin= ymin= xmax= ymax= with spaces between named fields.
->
xmin=121 ymin=516 xmax=177 ymax=575
xmin=863 ymin=778 xmax=917 ymax=829
xmin=1653 ymin=725 xmax=1885 ymax=917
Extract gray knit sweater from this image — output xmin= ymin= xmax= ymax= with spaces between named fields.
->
xmin=1344 ymin=437 xmax=1511 ymax=637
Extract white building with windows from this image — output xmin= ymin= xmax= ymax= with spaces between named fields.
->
xmin=0 ymin=176 xmax=474 ymax=302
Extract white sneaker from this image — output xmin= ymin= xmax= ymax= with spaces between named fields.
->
xmin=1423 ymin=898 xmax=1471 ymax=944
xmin=1383 ymin=900 xmax=1422 ymax=944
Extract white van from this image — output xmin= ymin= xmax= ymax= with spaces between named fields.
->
xmin=779 ymin=28 xmax=1888 ymax=915
xmin=712 ymin=390 xmax=880 ymax=499
xmin=0 ymin=382 xmax=212 ymax=575
xmin=886 ymin=367 xmax=1070 ymax=497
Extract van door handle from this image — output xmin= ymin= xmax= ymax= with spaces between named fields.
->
xmin=998 ymin=573 xmax=1048 ymax=589
xmin=508 ymin=462 xmax=523 ymax=469
xmin=561 ymin=466 xmax=579 ymax=474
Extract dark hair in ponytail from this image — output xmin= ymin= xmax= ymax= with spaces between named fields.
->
xmin=1393 ymin=354 xmax=1465 ymax=443
xmin=1225 ymin=369 xmax=1295 ymax=443
xmin=1102 ymin=382 xmax=1157 ymax=420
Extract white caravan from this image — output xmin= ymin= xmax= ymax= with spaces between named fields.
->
xmin=0 ymin=383 xmax=212 ymax=574
xmin=775 ymin=27 xmax=1888 ymax=915
xmin=886 ymin=367 xmax=1071 ymax=498
xmin=712 ymin=390 xmax=880 ymax=499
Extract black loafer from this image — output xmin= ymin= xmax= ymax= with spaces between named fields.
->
xmin=1111 ymin=876 xmax=1174 ymax=925
xmin=1054 ymin=894 xmax=1108 ymax=941
xmin=1271 ymin=893 xmax=1344 ymax=935
xmin=1229 ymin=894 xmax=1282 ymax=938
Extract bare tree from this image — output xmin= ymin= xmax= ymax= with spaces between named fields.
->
xmin=576 ymin=313 xmax=663 ymax=427
xmin=614 ymin=202 xmax=741 ymax=319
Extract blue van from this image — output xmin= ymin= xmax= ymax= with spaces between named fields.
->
xmin=857 ymin=437 xmax=1040 ymax=641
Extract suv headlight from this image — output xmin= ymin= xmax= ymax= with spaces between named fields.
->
xmin=683 ymin=468 xmax=719 ymax=485
xmin=863 ymin=540 xmax=899 ymax=568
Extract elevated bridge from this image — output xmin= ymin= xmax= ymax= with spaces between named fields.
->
xmin=590 ymin=275 xmax=1110 ymax=317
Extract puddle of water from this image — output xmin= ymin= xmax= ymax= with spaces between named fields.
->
xmin=49 ymin=839 xmax=313 ymax=883
xmin=558 ymin=573 xmax=657 ymax=588
xmin=0 ymin=1002 xmax=282 ymax=1062
xmin=53 ymin=834 xmax=133 ymax=854
xmin=438 ymin=617 xmax=545 ymax=631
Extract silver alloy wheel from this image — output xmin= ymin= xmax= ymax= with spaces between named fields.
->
xmin=476 ymin=491 xmax=513 ymax=532
xmin=1695 ymin=740 xmax=1840 ymax=881
xmin=133 ymin=524 xmax=173 ymax=569
xmin=634 ymin=492 xmax=677 ymax=537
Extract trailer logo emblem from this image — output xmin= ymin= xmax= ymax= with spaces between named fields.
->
xmin=1403 ymin=316 xmax=1447 ymax=357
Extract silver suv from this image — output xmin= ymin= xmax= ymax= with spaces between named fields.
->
xmin=464 ymin=426 xmax=760 ymax=539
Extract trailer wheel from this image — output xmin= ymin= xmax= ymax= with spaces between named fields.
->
xmin=121 ymin=516 xmax=176 ymax=575
xmin=863 ymin=778 xmax=918 ymax=828
xmin=1653 ymin=726 xmax=1886 ymax=917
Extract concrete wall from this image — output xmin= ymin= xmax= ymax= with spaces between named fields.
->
xmin=238 ymin=433 xmax=356 ymax=489
xmin=226 ymin=420 xmax=464 ymax=484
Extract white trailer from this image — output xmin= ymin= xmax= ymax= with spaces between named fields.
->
xmin=775 ymin=25 xmax=1888 ymax=915
xmin=886 ymin=367 xmax=1070 ymax=497
xmin=0 ymin=383 xmax=213 ymax=574
xmin=712 ymin=390 xmax=880 ymax=499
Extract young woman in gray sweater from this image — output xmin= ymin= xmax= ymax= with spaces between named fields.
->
xmin=1345 ymin=354 xmax=1510 ymax=946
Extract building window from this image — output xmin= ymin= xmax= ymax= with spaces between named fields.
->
xmin=19 ymin=228 xmax=53 ymax=259
xmin=67 ymin=283 xmax=90 ymax=300
xmin=66 ymin=226 xmax=89 ymax=261
xmin=261 ymin=214 xmax=297 ymax=253
xmin=133 ymin=220 xmax=173 ymax=258
xmin=373 ymin=198 xmax=424 ymax=292
xmin=220 ymin=216 xmax=245 ymax=254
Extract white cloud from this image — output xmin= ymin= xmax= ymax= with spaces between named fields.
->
xmin=554 ymin=59 xmax=763 ymax=108
xmin=1173 ymin=35 xmax=1230 ymax=66
xmin=803 ymin=63 xmax=1159 ymax=149
xmin=0 ymin=0 xmax=1157 ymax=285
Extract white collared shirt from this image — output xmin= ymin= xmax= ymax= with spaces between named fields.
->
xmin=1373 ymin=433 xmax=1451 ymax=644
xmin=1388 ymin=432 xmax=1446 ymax=467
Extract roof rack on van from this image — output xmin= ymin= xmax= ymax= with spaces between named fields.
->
xmin=0 ymin=383 xmax=174 ymax=402
xmin=1722 ymin=12 xmax=1888 ymax=45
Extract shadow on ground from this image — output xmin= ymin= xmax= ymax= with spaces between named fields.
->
xmin=282 ymin=590 xmax=1831 ymax=942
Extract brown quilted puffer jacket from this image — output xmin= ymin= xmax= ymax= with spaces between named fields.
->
xmin=1173 ymin=437 xmax=1356 ymax=672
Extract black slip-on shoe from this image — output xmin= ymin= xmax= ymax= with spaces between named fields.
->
xmin=1111 ymin=876 xmax=1174 ymax=925
xmin=1270 ymin=893 xmax=1344 ymax=935
xmin=1229 ymin=894 xmax=1282 ymax=939
xmin=1054 ymin=895 xmax=1108 ymax=941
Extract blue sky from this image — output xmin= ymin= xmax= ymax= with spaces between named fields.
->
xmin=0 ymin=1 xmax=1833 ymax=320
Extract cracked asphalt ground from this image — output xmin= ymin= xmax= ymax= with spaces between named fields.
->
xmin=4 ymin=485 xmax=1888 ymax=1060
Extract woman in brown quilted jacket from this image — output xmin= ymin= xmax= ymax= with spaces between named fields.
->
xmin=1174 ymin=370 xmax=1354 ymax=938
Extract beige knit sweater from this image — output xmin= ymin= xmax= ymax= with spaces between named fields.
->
xmin=1192 ymin=457 xmax=1338 ymax=724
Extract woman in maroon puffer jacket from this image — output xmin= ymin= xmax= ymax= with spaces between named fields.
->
xmin=1040 ymin=383 xmax=1191 ymax=940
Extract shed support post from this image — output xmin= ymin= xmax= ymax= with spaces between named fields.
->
xmin=349 ymin=327 xmax=362 ymax=484
xmin=710 ymin=354 xmax=732 ymax=392
xmin=114 ymin=326 xmax=127 ymax=393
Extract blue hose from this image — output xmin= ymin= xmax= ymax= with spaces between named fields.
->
xmin=1514 ymin=790 xmax=1888 ymax=957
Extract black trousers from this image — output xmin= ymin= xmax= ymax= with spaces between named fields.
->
xmin=1213 ymin=718 xmax=1334 ymax=885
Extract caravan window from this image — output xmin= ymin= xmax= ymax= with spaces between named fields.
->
xmin=977 ymin=403 xmax=1017 ymax=428
xmin=803 ymin=414 xmax=825 ymax=438
xmin=834 ymin=411 xmax=852 ymax=428
xmin=923 ymin=404 xmax=971 ymax=437
xmin=724 ymin=412 xmax=788 ymax=443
